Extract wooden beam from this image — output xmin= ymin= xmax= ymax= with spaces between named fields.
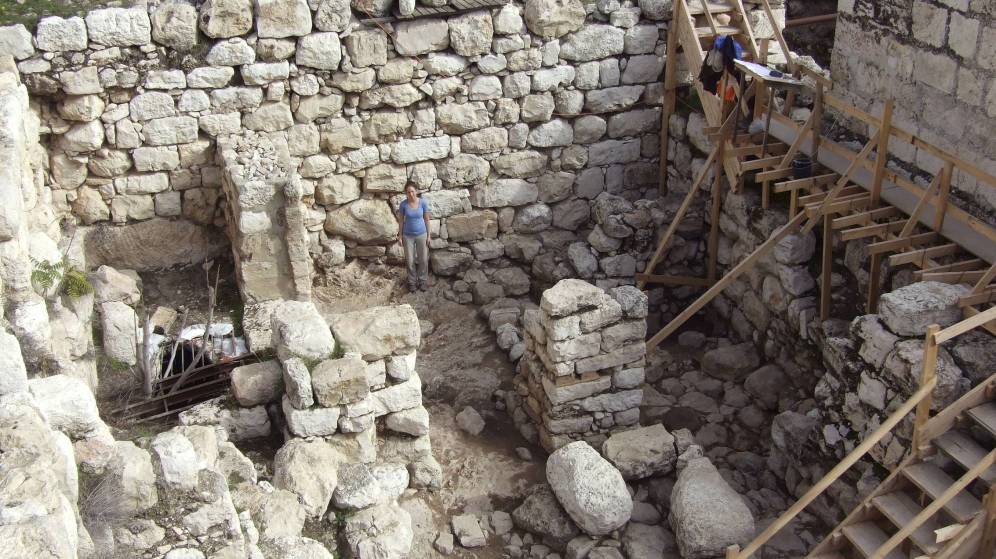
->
xmin=648 ymin=210 xmax=808 ymax=349
xmin=840 ymin=220 xmax=905 ymax=241
xmin=868 ymin=252 xmax=884 ymax=312
xmin=912 ymin=259 xmax=985 ymax=280
xmin=799 ymin=185 xmax=865 ymax=206
xmin=761 ymin=0 xmax=796 ymax=72
xmin=730 ymin=143 xmax=788 ymax=158
xmin=820 ymin=213 xmax=833 ymax=320
xmin=899 ymin=173 xmax=941 ymax=238
xmin=774 ymin=173 xmax=838 ymax=194
xmin=962 ymin=305 xmax=996 ymax=338
xmin=635 ymin=274 xmax=712 ymax=287
xmin=802 ymin=137 xmax=877 ymax=233
xmin=959 ymin=288 xmax=996 ymax=308
xmin=755 ymin=167 xmax=794 ymax=183
xmin=639 ymin=145 xmax=719 ymax=289
xmin=933 ymin=161 xmax=954 ymax=232
xmin=972 ymin=262 xmax=996 ymax=294
xmin=740 ymin=155 xmax=785 ymax=172
xmin=805 ymin=193 xmax=871 ymax=217
xmin=920 ymin=270 xmax=988 ymax=284
xmin=832 ymin=206 xmax=900 ymax=230
xmin=867 ymin=232 xmax=939 ymax=255
xmin=889 ymin=243 xmax=959 ymax=267
xmin=870 ymin=99 xmax=893 ymax=208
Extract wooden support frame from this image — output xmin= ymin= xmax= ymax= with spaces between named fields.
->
xmin=801 ymin=137 xmax=877 ymax=233
xmin=867 ymin=232 xmax=939 ymax=255
xmin=889 ymin=243 xmax=959 ymax=267
xmin=648 ymin=210 xmax=808 ymax=349
xmin=832 ymin=207 xmax=900 ymax=230
xmin=774 ymin=173 xmax=838 ymax=194
xmin=920 ymin=270 xmax=989 ymax=284
xmin=840 ymin=220 xmax=905 ymax=241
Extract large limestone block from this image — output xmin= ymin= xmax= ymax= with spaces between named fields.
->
xmin=324 ymin=199 xmax=397 ymax=244
xmin=878 ymin=281 xmax=971 ymax=336
xmin=700 ymin=343 xmax=761 ymax=381
xmin=327 ymin=305 xmax=420 ymax=361
xmin=560 ymin=25 xmax=625 ymax=61
xmin=540 ymin=279 xmax=604 ymax=318
xmin=91 ymin=441 xmax=158 ymax=516
xmin=524 ymin=0 xmax=585 ymax=38
xmin=315 ymin=0 xmax=351 ymax=31
xmin=884 ymin=340 xmax=967 ymax=409
xmin=199 ymin=0 xmax=253 ymax=38
xmin=83 ymin=218 xmax=228 ymax=271
xmin=449 ymin=11 xmax=493 ymax=56
xmin=512 ymin=484 xmax=581 ymax=547
xmin=27 ymin=375 xmax=112 ymax=442
xmin=151 ymin=2 xmax=198 ymax=50
xmin=179 ymin=396 xmax=272 ymax=441
xmin=89 ymin=265 xmax=141 ymax=305
xmin=85 ymin=8 xmax=152 ymax=46
xmin=36 ymin=16 xmax=87 ymax=51
xmin=369 ymin=373 xmax=422 ymax=416
xmin=341 ymin=502 xmax=414 ymax=558
xmin=282 ymin=396 xmax=340 ymax=437
xmin=311 ymin=356 xmax=370 ymax=406
xmin=150 ymin=429 xmax=203 ymax=491
xmin=471 ymin=179 xmax=537 ymax=207
xmin=0 ymin=24 xmax=34 ymax=59
xmin=271 ymin=300 xmax=336 ymax=362
xmin=257 ymin=0 xmax=312 ymax=38
xmin=297 ymin=32 xmax=342 ymax=70
xmin=0 ymin=330 xmax=27 ymax=396
xmin=100 ymin=300 xmax=138 ymax=366
xmin=670 ymin=457 xmax=754 ymax=559
xmin=231 ymin=360 xmax=284 ymax=406
xmin=546 ymin=441 xmax=632 ymax=535
xmin=602 ymin=424 xmax=677 ymax=480
xmin=273 ymin=438 xmax=341 ymax=518
xmin=446 ymin=210 xmax=498 ymax=242
xmin=393 ymin=18 xmax=449 ymax=56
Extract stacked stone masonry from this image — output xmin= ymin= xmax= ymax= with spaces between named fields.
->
xmin=509 ymin=278 xmax=649 ymax=451
xmin=833 ymin=0 xmax=996 ymax=213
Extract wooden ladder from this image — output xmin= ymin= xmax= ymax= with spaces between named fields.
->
xmin=808 ymin=375 xmax=996 ymax=559
xmin=661 ymin=0 xmax=760 ymax=191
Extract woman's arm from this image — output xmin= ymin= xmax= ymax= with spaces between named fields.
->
xmin=423 ymin=205 xmax=432 ymax=242
xmin=397 ymin=209 xmax=405 ymax=243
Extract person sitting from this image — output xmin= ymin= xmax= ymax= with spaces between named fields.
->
xmin=396 ymin=184 xmax=432 ymax=292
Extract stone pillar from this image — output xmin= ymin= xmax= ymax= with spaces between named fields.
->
xmin=508 ymin=279 xmax=648 ymax=452
xmin=217 ymin=131 xmax=312 ymax=304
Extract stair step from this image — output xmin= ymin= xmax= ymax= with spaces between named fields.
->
xmin=967 ymin=402 xmax=996 ymax=438
xmin=687 ymin=1 xmax=734 ymax=15
xmin=903 ymin=462 xmax=982 ymax=523
xmin=696 ymin=25 xmax=743 ymax=37
xmin=841 ymin=522 xmax=906 ymax=559
xmin=934 ymin=430 xmax=996 ymax=485
xmin=872 ymin=491 xmax=940 ymax=553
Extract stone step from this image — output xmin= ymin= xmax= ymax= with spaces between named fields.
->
xmin=967 ymin=402 xmax=996 ymax=438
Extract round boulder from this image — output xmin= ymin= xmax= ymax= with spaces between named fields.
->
xmin=546 ymin=441 xmax=632 ymax=535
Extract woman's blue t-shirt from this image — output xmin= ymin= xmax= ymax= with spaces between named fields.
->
xmin=399 ymin=198 xmax=429 ymax=237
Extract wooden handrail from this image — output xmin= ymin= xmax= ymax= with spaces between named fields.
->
xmin=728 ymin=375 xmax=938 ymax=559
xmin=870 ymin=449 xmax=996 ymax=559
xmin=935 ymin=305 xmax=996 ymax=344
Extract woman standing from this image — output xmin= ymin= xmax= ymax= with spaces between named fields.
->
xmin=397 ymin=184 xmax=432 ymax=292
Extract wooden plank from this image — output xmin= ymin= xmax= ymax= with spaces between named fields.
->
xmin=872 ymin=492 xmax=940 ymax=553
xmin=889 ymin=244 xmax=959 ymax=267
xmin=899 ymin=173 xmax=941 ymax=238
xmin=805 ymin=193 xmax=871 ymax=217
xmin=936 ymin=305 xmax=996 ymax=343
xmin=802 ymin=137 xmax=877 ymax=233
xmin=933 ymin=161 xmax=954 ymax=231
xmin=959 ymin=288 xmax=996 ymax=307
xmin=840 ymin=220 xmax=905 ymax=241
xmin=820 ymin=213 xmax=832 ymax=321
xmin=697 ymin=0 xmax=720 ymax=41
xmin=867 ymin=232 xmax=939 ymax=255
xmin=740 ymin=155 xmax=785 ymax=172
xmin=903 ymin=462 xmax=982 ymax=524
xmin=868 ymin=252 xmax=884 ymax=313
xmin=755 ymin=167 xmax=795 ymax=183
xmin=761 ymin=0 xmax=794 ymax=72
xmin=920 ymin=374 xmax=996 ymax=445
xmin=934 ymin=431 xmax=996 ymax=485
xmin=832 ymin=207 xmax=900 ymax=230
xmin=972 ymin=262 xmax=996 ymax=294
xmin=799 ymin=185 xmax=865 ymax=205
xmin=648 ymin=209 xmax=809 ymax=348
xmin=920 ymin=270 xmax=988 ymax=284
xmin=963 ymin=305 xmax=996 ymax=337
xmin=731 ymin=143 xmax=788 ymax=158
xmin=635 ymin=274 xmax=712 ymax=287
xmin=870 ymin=99 xmax=894 ymax=208
xmin=842 ymin=522 xmax=905 ymax=559
xmin=774 ymin=173 xmax=838 ymax=193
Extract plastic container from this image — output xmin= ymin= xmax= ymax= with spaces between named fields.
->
xmin=791 ymin=155 xmax=813 ymax=179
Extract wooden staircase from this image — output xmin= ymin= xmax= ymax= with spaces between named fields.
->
xmin=806 ymin=376 xmax=996 ymax=559
xmin=661 ymin=0 xmax=760 ymax=190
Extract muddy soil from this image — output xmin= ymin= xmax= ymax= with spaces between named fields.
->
xmin=314 ymin=264 xmax=547 ymax=557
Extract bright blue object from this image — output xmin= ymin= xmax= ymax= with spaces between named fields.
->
xmin=712 ymin=35 xmax=743 ymax=60
xmin=399 ymin=198 xmax=429 ymax=236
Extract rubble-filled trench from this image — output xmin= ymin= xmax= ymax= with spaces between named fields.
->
xmin=2 ymin=0 xmax=996 ymax=558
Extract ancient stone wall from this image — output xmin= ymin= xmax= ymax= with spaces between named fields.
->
xmin=508 ymin=279 xmax=649 ymax=451
xmin=832 ymin=0 xmax=996 ymax=214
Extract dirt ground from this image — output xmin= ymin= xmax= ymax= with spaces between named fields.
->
xmin=314 ymin=263 xmax=547 ymax=557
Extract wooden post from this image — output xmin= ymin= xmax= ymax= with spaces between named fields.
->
xmin=141 ymin=309 xmax=153 ymax=397
xmin=913 ymin=324 xmax=940 ymax=457
xmin=658 ymin=13 xmax=680 ymax=194
xmin=870 ymin=99 xmax=894 ymax=209
xmin=725 ymin=544 xmax=740 ymax=559
xmin=867 ymin=253 xmax=883 ymax=313
xmin=820 ymin=213 xmax=833 ymax=321
xmin=708 ymin=140 xmax=724 ymax=282
xmin=980 ymin=486 xmax=996 ymax=558
xmin=933 ymin=161 xmax=954 ymax=232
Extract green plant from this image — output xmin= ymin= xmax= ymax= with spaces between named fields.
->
xmin=31 ymin=257 xmax=93 ymax=299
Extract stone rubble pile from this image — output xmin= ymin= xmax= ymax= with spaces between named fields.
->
xmin=186 ymin=298 xmax=440 ymax=557
xmin=507 ymin=278 xmax=648 ymax=451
